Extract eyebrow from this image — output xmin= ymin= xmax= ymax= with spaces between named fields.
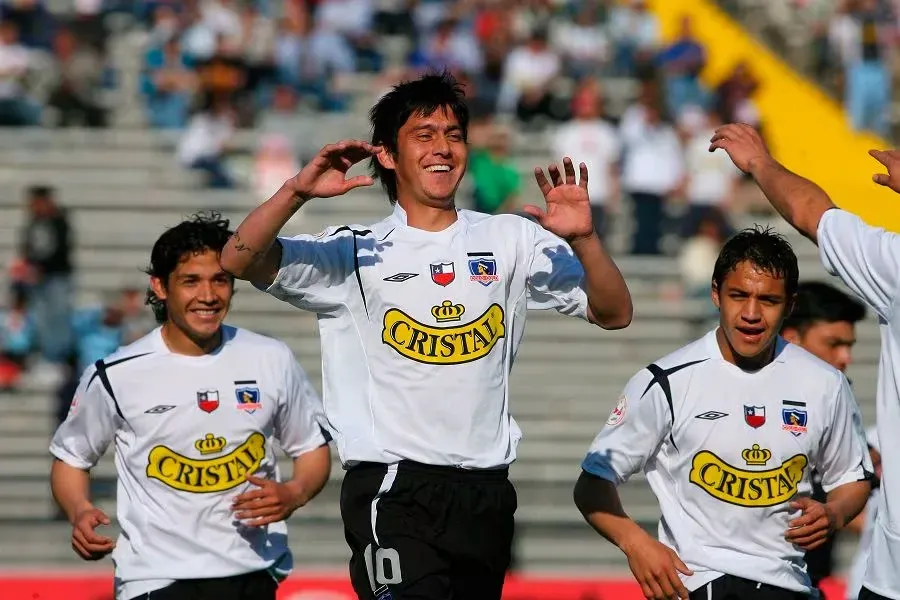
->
xmin=412 ymin=124 xmax=462 ymax=133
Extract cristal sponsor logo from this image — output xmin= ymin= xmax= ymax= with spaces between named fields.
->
xmin=689 ymin=450 xmax=807 ymax=507
xmin=381 ymin=304 xmax=505 ymax=365
xmin=146 ymin=432 xmax=265 ymax=493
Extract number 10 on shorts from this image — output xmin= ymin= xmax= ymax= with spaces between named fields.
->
xmin=364 ymin=544 xmax=402 ymax=594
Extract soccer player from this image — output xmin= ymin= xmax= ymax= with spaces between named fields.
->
xmin=780 ymin=281 xmax=867 ymax=597
xmin=574 ymin=227 xmax=873 ymax=600
xmin=219 ymin=72 xmax=633 ymax=599
xmin=710 ymin=123 xmax=900 ymax=600
xmin=49 ymin=213 xmax=331 ymax=600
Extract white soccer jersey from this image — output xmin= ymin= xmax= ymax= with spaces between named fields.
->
xmin=261 ymin=203 xmax=590 ymax=468
xmin=49 ymin=326 xmax=327 ymax=600
xmin=818 ymin=208 xmax=900 ymax=599
xmin=581 ymin=330 xmax=872 ymax=593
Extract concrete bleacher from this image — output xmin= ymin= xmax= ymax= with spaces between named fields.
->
xmin=0 ymin=12 xmax=881 ymax=581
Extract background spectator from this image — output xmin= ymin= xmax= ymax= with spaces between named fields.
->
xmin=18 ymin=185 xmax=74 ymax=376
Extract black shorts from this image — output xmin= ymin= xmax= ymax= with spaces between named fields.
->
xmin=688 ymin=575 xmax=810 ymax=600
xmin=340 ymin=460 xmax=517 ymax=600
xmin=859 ymin=587 xmax=894 ymax=600
xmin=130 ymin=569 xmax=276 ymax=600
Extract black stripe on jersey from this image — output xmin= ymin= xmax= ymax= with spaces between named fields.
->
xmin=467 ymin=252 xmax=494 ymax=257
xmin=642 ymin=359 xmax=709 ymax=450
xmin=332 ymin=226 xmax=373 ymax=318
xmin=783 ymin=400 xmax=806 ymax=407
xmin=380 ymin=228 xmax=395 ymax=242
xmin=234 ymin=380 xmax=257 ymax=385
xmin=87 ymin=353 xmax=152 ymax=420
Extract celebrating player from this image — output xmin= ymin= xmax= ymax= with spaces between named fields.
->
xmin=780 ymin=281 xmax=867 ymax=597
xmin=575 ymin=227 xmax=873 ymax=600
xmin=219 ymin=71 xmax=633 ymax=599
xmin=710 ymin=123 xmax=900 ymax=600
xmin=49 ymin=213 xmax=331 ymax=600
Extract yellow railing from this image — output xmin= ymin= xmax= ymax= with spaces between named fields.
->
xmin=648 ymin=0 xmax=900 ymax=231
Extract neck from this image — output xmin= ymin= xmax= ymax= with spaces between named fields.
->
xmin=716 ymin=328 xmax=776 ymax=372
xmin=161 ymin=322 xmax=222 ymax=356
xmin=396 ymin=197 xmax=458 ymax=232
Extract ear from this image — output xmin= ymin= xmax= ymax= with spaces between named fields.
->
xmin=710 ymin=280 xmax=720 ymax=310
xmin=376 ymin=148 xmax=396 ymax=171
xmin=781 ymin=327 xmax=800 ymax=344
xmin=149 ymin=276 xmax=167 ymax=303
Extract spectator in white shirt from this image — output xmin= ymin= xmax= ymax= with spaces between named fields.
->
xmin=177 ymin=93 xmax=236 ymax=189
xmin=552 ymin=3 xmax=609 ymax=80
xmin=680 ymin=107 xmax=740 ymax=239
xmin=552 ymin=79 xmax=621 ymax=238
xmin=620 ymin=95 xmax=684 ymax=255
xmin=497 ymin=27 xmax=561 ymax=124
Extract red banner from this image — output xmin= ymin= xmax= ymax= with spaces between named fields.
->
xmin=0 ymin=573 xmax=846 ymax=600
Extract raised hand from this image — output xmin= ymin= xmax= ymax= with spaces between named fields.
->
xmin=708 ymin=123 xmax=773 ymax=174
xmin=232 ymin=475 xmax=306 ymax=527
xmin=869 ymin=149 xmax=900 ymax=194
xmin=526 ymin=157 xmax=594 ymax=242
xmin=287 ymin=140 xmax=381 ymax=201
xmin=71 ymin=506 xmax=115 ymax=561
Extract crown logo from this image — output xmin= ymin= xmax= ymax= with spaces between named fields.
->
xmin=431 ymin=300 xmax=465 ymax=323
xmin=195 ymin=433 xmax=227 ymax=456
xmin=741 ymin=444 xmax=772 ymax=466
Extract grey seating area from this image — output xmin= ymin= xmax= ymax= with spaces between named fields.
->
xmin=0 ymin=18 xmax=881 ymax=580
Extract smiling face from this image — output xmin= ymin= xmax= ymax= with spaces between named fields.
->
xmin=712 ymin=260 xmax=793 ymax=365
xmin=377 ymin=106 xmax=467 ymax=209
xmin=150 ymin=249 xmax=232 ymax=351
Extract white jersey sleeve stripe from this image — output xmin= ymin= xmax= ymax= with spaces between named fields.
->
xmin=87 ymin=352 xmax=153 ymax=419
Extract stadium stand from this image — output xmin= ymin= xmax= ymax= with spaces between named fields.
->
xmin=0 ymin=0 xmax=887 ymax=590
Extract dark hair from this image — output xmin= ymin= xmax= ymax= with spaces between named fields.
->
xmin=145 ymin=211 xmax=233 ymax=323
xmin=712 ymin=225 xmax=799 ymax=297
xmin=781 ymin=281 xmax=866 ymax=334
xmin=28 ymin=185 xmax=54 ymax=200
xmin=369 ymin=71 xmax=469 ymax=203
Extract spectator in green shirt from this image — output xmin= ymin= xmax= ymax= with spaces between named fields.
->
xmin=469 ymin=120 xmax=521 ymax=214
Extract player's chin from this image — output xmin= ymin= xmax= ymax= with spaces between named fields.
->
xmin=184 ymin=311 xmax=225 ymax=338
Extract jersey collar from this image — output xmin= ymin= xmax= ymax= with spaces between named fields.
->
xmin=389 ymin=202 xmax=465 ymax=237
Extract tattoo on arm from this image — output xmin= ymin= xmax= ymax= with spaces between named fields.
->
xmin=231 ymin=231 xmax=254 ymax=254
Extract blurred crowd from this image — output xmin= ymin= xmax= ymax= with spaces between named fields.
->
xmin=0 ymin=184 xmax=155 ymax=422
xmin=724 ymin=0 xmax=900 ymax=140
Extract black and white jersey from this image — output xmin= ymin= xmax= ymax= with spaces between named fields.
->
xmin=49 ymin=326 xmax=327 ymax=600
xmin=260 ymin=204 xmax=590 ymax=468
xmin=581 ymin=330 xmax=872 ymax=593
xmin=818 ymin=208 xmax=900 ymax=599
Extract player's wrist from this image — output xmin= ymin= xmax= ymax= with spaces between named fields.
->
xmin=616 ymin=525 xmax=652 ymax=556
xmin=281 ymin=181 xmax=312 ymax=209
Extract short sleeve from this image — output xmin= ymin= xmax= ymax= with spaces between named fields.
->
xmin=815 ymin=373 xmax=873 ymax=493
xmin=258 ymin=230 xmax=353 ymax=313
xmin=273 ymin=355 xmax=328 ymax=459
xmin=817 ymin=208 xmax=900 ymax=320
xmin=49 ymin=365 xmax=120 ymax=470
xmin=581 ymin=370 xmax=672 ymax=484
xmin=526 ymin=222 xmax=589 ymax=320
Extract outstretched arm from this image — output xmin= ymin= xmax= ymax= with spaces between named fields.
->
xmin=708 ymin=123 xmax=835 ymax=243
xmin=220 ymin=140 xmax=380 ymax=286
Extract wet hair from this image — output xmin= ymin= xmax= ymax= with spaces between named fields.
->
xmin=781 ymin=281 xmax=866 ymax=334
xmin=712 ymin=225 xmax=799 ymax=298
xmin=369 ymin=71 xmax=469 ymax=204
xmin=145 ymin=211 xmax=233 ymax=323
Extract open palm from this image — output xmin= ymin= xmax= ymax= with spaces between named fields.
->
xmin=289 ymin=140 xmax=380 ymax=200
xmin=525 ymin=157 xmax=594 ymax=241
